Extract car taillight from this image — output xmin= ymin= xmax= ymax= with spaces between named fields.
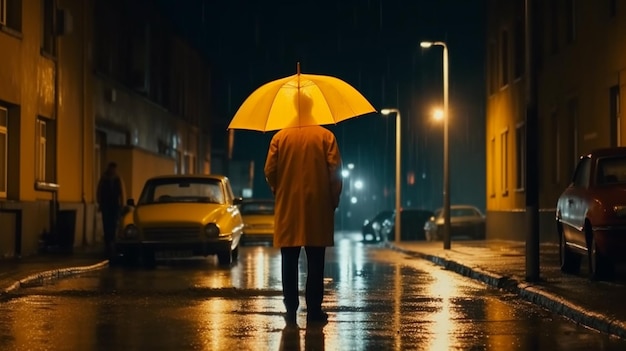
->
xmin=613 ymin=205 xmax=626 ymax=217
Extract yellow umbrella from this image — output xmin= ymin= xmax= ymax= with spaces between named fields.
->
xmin=228 ymin=63 xmax=377 ymax=131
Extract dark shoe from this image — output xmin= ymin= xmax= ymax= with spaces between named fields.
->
xmin=306 ymin=311 xmax=328 ymax=325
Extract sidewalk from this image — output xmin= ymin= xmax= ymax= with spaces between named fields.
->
xmin=387 ymin=240 xmax=626 ymax=339
xmin=0 ymin=247 xmax=108 ymax=297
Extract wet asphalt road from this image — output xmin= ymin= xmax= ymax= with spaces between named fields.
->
xmin=0 ymin=232 xmax=625 ymax=351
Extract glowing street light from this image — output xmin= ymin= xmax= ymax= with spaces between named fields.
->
xmin=381 ymin=108 xmax=401 ymax=244
xmin=421 ymin=40 xmax=451 ymax=250
xmin=433 ymin=108 xmax=444 ymax=121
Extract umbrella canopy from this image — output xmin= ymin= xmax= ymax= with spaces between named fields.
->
xmin=228 ymin=63 xmax=377 ymax=132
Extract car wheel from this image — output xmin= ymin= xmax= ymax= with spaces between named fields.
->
xmin=141 ymin=249 xmax=156 ymax=269
xmin=558 ymin=224 xmax=580 ymax=274
xmin=116 ymin=248 xmax=139 ymax=267
xmin=474 ymin=225 xmax=485 ymax=240
xmin=217 ymin=250 xmax=232 ymax=265
xmin=588 ymin=231 xmax=614 ymax=281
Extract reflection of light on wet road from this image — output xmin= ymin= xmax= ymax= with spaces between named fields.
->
xmin=336 ymin=236 xmax=366 ymax=302
xmin=241 ymin=246 xmax=281 ymax=290
xmin=426 ymin=266 xmax=457 ymax=351
xmin=394 ymin=263 xmax=402 ymax=351
xmin=325 ymin=235 xmax=370 ymax=350
xmin=199 ymin=299 xmax=229 ymax=350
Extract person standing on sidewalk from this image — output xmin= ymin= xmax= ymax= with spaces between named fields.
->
xmin=96 ymin=162 xmax=125 ymax=258
xmin=264 ymin=94 xmax=343 ymax=327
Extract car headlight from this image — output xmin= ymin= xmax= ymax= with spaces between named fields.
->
xmin=204 ymin=223 xmax=220 ymax=237
xmin=122 ymin=224 xmax=139 ymax=239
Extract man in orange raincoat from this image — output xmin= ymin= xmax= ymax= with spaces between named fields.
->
xmin=264 ymin=119 xmax=343 ymax=327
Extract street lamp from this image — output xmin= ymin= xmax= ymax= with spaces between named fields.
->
xmin=381 ymin=108 xmax=401 ymax=244
xmin=421 ymin=40 xmax=451 ymax=250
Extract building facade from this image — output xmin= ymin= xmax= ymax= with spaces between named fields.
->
xmin=486 ymin=0 xmax=626 ymax=241
xmin=0 ymin=0 xmax=215 ymax=257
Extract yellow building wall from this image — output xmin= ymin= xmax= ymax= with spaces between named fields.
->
xmin=0 ymin=34 xmax=22 ymax=104
xmin=106 ymin=146 xmax=175 ymax=203
xmin=486 ymin=80 xmax=525 ymax=212
xmin=55 ymin=0 xmax=95 ymax=204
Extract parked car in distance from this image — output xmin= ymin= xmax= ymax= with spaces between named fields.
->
xmin=380 ymin=208 xmax=434 ymax=241
xmin=424 ymin=205 xmax=486 ymax=241
xmin=556 ymin=147 xmax=626 ymax=280
xmin=114 ymin=174 xmax=244 ymax=266
xmin=361 ymin=210 xmax=394 ymax=242
xmin=240 ymin=198 xmax=275 ymax=245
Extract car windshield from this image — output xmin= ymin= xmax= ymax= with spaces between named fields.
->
xmin=240 ymin=201 xmax=275 ymax=215
xmin=597 ymin=156 xmax=626 ymax=185
xmin=138 ymin=178 xmax=224 ymax=205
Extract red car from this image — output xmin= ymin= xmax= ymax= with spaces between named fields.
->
xmin=556 ymin=147 xmax=626 ymax=280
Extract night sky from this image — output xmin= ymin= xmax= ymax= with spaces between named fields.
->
xmin=156 ymin=0 xmax=487 ymax=223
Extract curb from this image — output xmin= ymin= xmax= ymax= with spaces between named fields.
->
xmin=0 ymin=260 xmax=110 ymax=297
xmin=388 ymin=244 xmax=626 ymax=339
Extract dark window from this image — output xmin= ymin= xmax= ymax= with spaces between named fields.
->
xmin=501 ymin=30 xmax=509 ymax=86
xmin=551 ymin=111 xmax=560 ymax=184
xmin=42 ymin=0 xmax=56 ymax=55
xmin=514 ymin=15 xmax=525 ymax=79
xmin=597 ymin=156 xmax=626 ymax=184
xmin=0 ymin=106 xmax=7 ymax=197
xmin=489 ymin=41 xmax=498 ymax=94
xmin=610 ymin=0 xmax=617 ymax=17
xmin=550 ymin=0 xmax=559 ymax=54
xmin=1 ymin=0 xmax=22 ymax=32
xmin=610 ymin=85 xmax=620 ymax=147
xmin=566 ymin=0 xmax=576 ymax=44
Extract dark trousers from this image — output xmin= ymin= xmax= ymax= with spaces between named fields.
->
xmin=101 ymin=206 xmax=120 ymax=248
xmin=281 ymin=246 xmax=326 ymax=314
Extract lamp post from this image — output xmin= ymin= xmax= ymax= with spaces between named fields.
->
xmin=421 ymin=40 xmax=451 ymax=250
xmin=381 ymin=108 xmax=401 ymax=244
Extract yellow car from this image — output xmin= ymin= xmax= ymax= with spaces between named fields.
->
xmin=240 ymin=199 xmax=275 ymax=244
xmin=114 ymin=174 xmax=244 ymax=266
